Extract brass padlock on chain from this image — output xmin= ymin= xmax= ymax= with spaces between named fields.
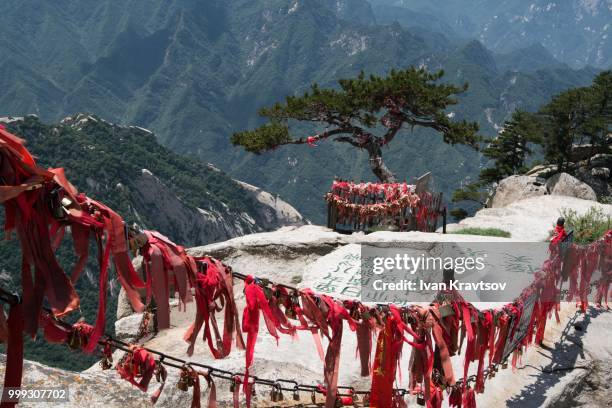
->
xmin=292 ymin=386 xmax=300 ymax=401
xmin=285 ymin=292 xmax=300 ymax=320
xmin=154 ymin=362 xmax=162 ymax=383
xmin=99 ymin=355 xmax=113 ymax=370
xmin=270 ymin=383 xmax=284 ymax=402
xmin=362 ymin=392 xmax=370 ymax=406
xmin=350 ymin=305 xmax=361 ymax=321
xmin=68 ymin=330 xmax=82 ymax=350
xmin=270 ymin=385 xmax=278 ymax=402
xmin=177 ymin=367 xmax=190 ymax=391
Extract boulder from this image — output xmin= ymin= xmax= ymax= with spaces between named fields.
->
xmin=546 ymin=172 xmax=597 ymax=201
xmin=591 ymin=167 xmax=611 ymax=179
xmin=115 ymin=288 xmax=134 ymax=320
xmin=569 ymin=144 xmax=611 ymax=162
xmin=233 ymin=180 xmax=305 ymax=230
xmin=0 ymin=355 xmax=148 ymax=407
xmin=589 ymin=153 xmax=612 ymax=168
xmin=114 ymin=313 xmax=144 ymax=341
xmin=525 ymin=164 xmax=558 ymax=177
xmin=489 ymin=175 xmax=548 ymax=208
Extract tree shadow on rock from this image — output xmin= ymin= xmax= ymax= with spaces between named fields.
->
xmin=506 ymin=306 xmax=607 ymax=408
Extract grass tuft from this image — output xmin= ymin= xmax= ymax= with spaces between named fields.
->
xmin=454 ymin=227 xmax=511 ymax=238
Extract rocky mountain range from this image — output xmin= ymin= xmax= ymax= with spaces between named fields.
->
xmin=0 ymin=0 xmax=601 ymax=222
xmin=369 ymin=0 xmax=612 ymax=68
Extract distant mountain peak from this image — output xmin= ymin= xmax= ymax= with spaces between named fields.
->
xmin=460 ymin=39 xmax=498 ymax=73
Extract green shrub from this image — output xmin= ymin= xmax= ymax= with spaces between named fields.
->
xmin=598 ymin=196 xmax=612 ymax=205
xmin=559 ymin=207 xmax=611 ymax=244
xmin=454 ymin=227 xmax=511 ymax=238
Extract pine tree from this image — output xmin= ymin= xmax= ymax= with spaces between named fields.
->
xmin=478 ymin=110 xmax=541 ymax=184
xmin=231 ymin=67 xmax=480 ymax=182
xmin=539 ymin=87 xmax=593 ymax=171
xmin=451 ymin=110 xmax=540 ymax=219
xmin=585 ymin=70 xmax=612 ymax=146
xmin=538 ymin=70 xmax=611 ymax=171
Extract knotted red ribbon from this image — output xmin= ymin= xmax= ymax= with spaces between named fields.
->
xmin=370 ymin=308 xmax=405 ymax=408
xmin=320 ymin=295 xmax=355 ymax=408
xmin=184 ymin=257 xmax=245 ymax=358
xmin=241 ymin=275 xmax=279 ymax=406
xmin=116 ymin=347 xmax=156 ymax=392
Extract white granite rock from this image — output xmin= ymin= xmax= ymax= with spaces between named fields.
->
xmin=489 ymin=175 xmax=548 ymax=208
xmin=546 ymin=172 xmax=597 ymax=201
xmin=445 ymin=195 xmax=612 ymax=241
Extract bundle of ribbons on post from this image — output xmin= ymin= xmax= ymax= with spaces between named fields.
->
xmin=1 ymin=125 xmax=611 ymax=408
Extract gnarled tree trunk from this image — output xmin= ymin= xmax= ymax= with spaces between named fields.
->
xmin=366 ymin=140 xmax=396 ymax=183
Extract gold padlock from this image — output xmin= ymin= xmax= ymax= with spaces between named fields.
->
xmin=285 ymin=305 xmax=297 ymax=320
xmin=292 ymin=387 xmax=300 ymax=401
xmin=270 ymin=386 xmax=278 ymax=402
xmin=68 ymin=332 xmax=82 ymax=350
xmin=99 ymin=356 xmax=113 ymax=370
xmin=177 ymin=374 xmax=189 ymax=392
xmin=99 ymin=358 xmax=109 ymax=370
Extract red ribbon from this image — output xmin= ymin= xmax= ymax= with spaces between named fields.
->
xmin=184 ymin=257 xmax=245 ymax=358
xmin=117 ymin=347 xmax=156 ymax=392
xmin=320 ymin=296 xmax=355 ymax=408
xmin=241 ymin=276 xmax=279 ymax=406
xmin=0 ymin=302 xmax=24 ymax=408
xmin=370 ymin=310 xmax=404 ymax=408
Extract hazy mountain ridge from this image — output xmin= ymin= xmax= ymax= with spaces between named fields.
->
xmin=369 ymin=0 xmax=612 ymax=68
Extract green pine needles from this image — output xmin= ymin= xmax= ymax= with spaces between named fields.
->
xmin=232 ymin=67 xmax=480 ymax=182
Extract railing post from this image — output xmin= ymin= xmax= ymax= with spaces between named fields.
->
xmin=443 ymin=207 xmax=447 ymax=234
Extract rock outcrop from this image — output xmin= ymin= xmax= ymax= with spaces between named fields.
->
xmin=575 ymin=153 xmax=612 ymax=198
xmin=490 ymin=172 xmax=601 ymax=208
xmin=491 ymin=140 xmax=611 ymax=207
xmin=447 ymin=195 xmax=612 ymax=241
xmin=113 ymin=209 xmax=610 ymax=406
xmin=545 ymin=172 xmax=597 ymax=202
xmin=489 ymin=175 xmax=548 ymax=208
xmin=4 ymin=219 xmax=612 ymax=406
xmin=0 ymin=355 xmax=147 ymax=408
xmin=131 ymin=169 xmax=304 ymax=246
